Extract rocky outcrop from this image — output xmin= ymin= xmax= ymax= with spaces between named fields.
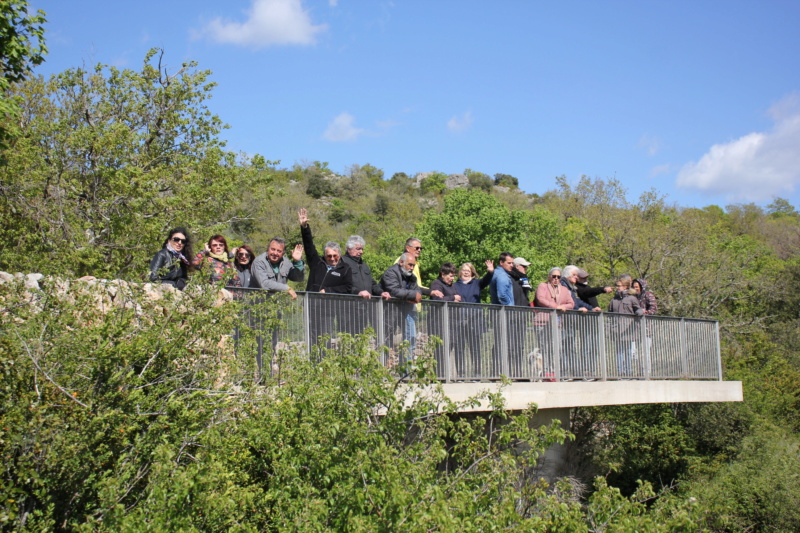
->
xmin=0 ymin=272 xmax=235 ymax=314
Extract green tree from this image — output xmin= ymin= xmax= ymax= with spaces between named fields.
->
xmin=348 ymin=162 xmax=385 ymax=189
xmin=0 ymin=48 xmax=269 ymax=278
xmin=419 ymin=171 xmax=448 ymax=195
xmin=0 ymin=0 xmax=47 ymax=145
xmin=416 ymin=188 xmax=565 ymax=284
xmin=464 ymin=168 xmax=493 ymax=192
xmin=494 ymin=173 xmax=519 ymax=188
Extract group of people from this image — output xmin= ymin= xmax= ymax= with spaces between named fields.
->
xmin=150 ymin=211 xmax=658 ymax=375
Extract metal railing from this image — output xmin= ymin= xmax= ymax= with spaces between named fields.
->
xmin=231 ymin=288 xmax=722 ymax=382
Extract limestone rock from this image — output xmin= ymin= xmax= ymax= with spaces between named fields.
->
xmin=444 ymin=173 xmax=468 ymax=189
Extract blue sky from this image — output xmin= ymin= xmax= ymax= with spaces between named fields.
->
xmin=30 ymin=0 xmax=800 ymax=209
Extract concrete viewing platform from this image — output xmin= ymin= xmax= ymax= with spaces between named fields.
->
xmin=432 ymin=380 xmax=743 ymax=412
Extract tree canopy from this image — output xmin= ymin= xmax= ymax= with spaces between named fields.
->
xmin=0 ymin=0 xmax=47 ymax=145
xmin=0 ymin=49 xmax=269 ymax=278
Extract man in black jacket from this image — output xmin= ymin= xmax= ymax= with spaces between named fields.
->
xmin=299 ymin=208 xmax=353 ymax=348
xmin=575 ymin=268 xmax=612 ymax=308
xmin=341 ymin=235 xmax=390 ymax=336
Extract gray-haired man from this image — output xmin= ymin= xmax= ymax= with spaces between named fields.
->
xmin=341 ymin=235 xmax=390 ymax=336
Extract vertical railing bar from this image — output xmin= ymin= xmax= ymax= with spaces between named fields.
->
xmin=443 ymin=302 xmax=451 ymax=382
xmin=498 ymin=306 xmax=507 ymax=378
xmin=679 ymin=318 xmax=688 ymax=378
xmin=377 ymin=297 xmax=385 ymax=366
xmin=598 ymin=311 xmax=607 ymax=381
xmin=302 ymin=293 xmax=311 ymax=357
xmin=551 ymin=310 xmax=561 ymax=380
xmin=641 ymin=316 xmax=650 ymax=380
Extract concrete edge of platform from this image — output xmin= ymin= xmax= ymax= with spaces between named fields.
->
xmin=416 ymin=380 xmax=744 ymax=412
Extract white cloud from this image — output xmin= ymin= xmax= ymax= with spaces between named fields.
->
xmin=202 ymin=0 xmax=327 ymax=48
xmin=323 ymin=112 xmax=364 ymax=142
xmin=447 ymin=110 xmax=473 ymax=133
xmin=676 ymin=93 xmax=800 ymax=202
xmin=329 ymin=0 xmax=338 ymax=6
xmin=638 ymin=134 xmax=662 ymax=156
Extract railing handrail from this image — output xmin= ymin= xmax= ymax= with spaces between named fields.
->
xmin=230 ymin=286 xmax=719 ymax=324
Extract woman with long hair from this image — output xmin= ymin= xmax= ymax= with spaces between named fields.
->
xmin=149 ymin=227 xmax=194 ymax=290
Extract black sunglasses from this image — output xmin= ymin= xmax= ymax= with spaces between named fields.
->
xmin=550 ymin=275 xmax=562 ymax=279
xmin=171 ymin=237 xmax=187 ymax=244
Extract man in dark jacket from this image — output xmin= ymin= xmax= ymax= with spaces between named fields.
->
xmin=576 ymin=268 xmax=613 ymax=308
xmin=381 ymin=253 xmax=422 ymax=361
xmin=299 ymin=208 xmax=353 ymax=347
xmin=341 ymin=235 xmax=390 ymax=336
xmin=560 ymin=265 xmax=600 ymax=379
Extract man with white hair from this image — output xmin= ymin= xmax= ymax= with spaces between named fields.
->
xmin=342 ymin=235 xmax=390 ymax=336
xmin=299 ymin=208 xmax=353 ymax=347
xmin=343 ymin=235 xmax=391 ymax=301
xmin=561 ymin=265 xmax=600 ymax=312
xmin=560 ymin=264 xmax=600 ymax=380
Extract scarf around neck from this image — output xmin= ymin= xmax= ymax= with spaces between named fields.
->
xmin=166 ymin=243 xmax=189 ymax=265
xmin=208 ymin=250 xmax=229 ymax=263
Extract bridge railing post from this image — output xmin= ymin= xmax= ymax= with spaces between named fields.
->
xmin=679 ymin=318 xmax=688 ymax=378
xmin=598 ymin=311 xmax=607 ymax=381
xmin=551 ymin=311 xmax=561 ymax=380
xmin=443 ymin=302 xmax=452 ymax=382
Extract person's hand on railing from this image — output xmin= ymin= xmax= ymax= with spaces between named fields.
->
xmin=454 ymin=294 xmax=462 ymax=302
xmin=380 ymin=291 xmax=391 ymax=300
xmin=319 ymin=289 xmax=325 ymax=294
xmin=409 ymin=292 xmax=422 ymax=304
xmin=358 ymin=290 xmax=371 ymax=299
xmin=291 ymin=244 xmax=304 ymax=261
xmin=298 ymin=208 xmax=308 ymax=227
xmin=430 ymin=289 xmax=444 ymax=298
xmin=592 ymin=306 xmax=602 ymax=312
xmin=287 ymin=288 xmax=297 ymax=300
xmin=578 ymin=307 xmax=588 ymax=313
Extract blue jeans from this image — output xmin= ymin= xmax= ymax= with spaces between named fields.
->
xmin=405 ymin=310 xmax=417 ymax=357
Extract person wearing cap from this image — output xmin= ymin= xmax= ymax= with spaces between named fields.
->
xmin=512 ymin=257 xmax=533 ymax=303
xmin=575 ymin=268 xmax=613 ymax=309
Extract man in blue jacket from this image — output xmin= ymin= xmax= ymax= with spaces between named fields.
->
xmin=490 ymin=252 xmax=527 ymax=373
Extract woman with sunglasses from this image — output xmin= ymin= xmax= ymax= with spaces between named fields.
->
xmin=231 ymin=244 xmax=256 ymax=288
xmin=192 ymin=234 xmax=240 ymax=286
xmin=149 ymin=227 xmax=194 ymax=290
xmin=532 ymin=268 xmax=575 ymax=380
